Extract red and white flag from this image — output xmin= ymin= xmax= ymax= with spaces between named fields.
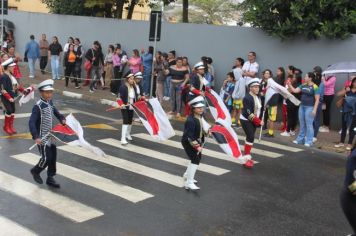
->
xmin=205 ymin=89 xmax=232 ymax=126
xmin=265 ymin=79 xmax=300 ymax=106
xmin=19 ymin=86 xmax=35 ymax=106
xmin=133 ymin=98 xmax=175 ymax=141
xmin=211 ymin=120 xmax=247 ymax=164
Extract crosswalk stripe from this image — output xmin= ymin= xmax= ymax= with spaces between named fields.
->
xmin=11 ymin=153 xmax=154 ymax=203
xmin=131 ymin=133 xmax=263 ymax=162
xmin=98 ymin=138 xmax=230 ymax=176
xmin=0 ymin=170 xmax=103 ymax=223
xmin=0 ymin=110 xmax=76 ymax=120
xmin=0 ymin=216 xmax=37 ymax=236
xmin=58 ymin=145 xmax=184 ymax=188
xmin=172 ymin=131 xmax=283 ymax=158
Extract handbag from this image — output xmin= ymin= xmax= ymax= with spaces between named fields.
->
xmin=84 ymin=49 xmax=94 ymax=71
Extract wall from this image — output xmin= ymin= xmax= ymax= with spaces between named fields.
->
xmin=5 ymin=10 xmax=356 ymax=128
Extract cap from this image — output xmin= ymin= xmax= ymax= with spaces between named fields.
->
xmin=188 ymin=96 xmax=205 ymax=108
xmin=38 ymin=79 xmax=54 ymax=91
xmin=194 ymin=62 xmax=205 ymax=70
xmin=134 ymin=72 xmax=143 ymax=79
xmin=1 ymin=58 xmax=16 ymax=67
xmin=247 ymin=78 xmax=260 ymax=87
xmin=126 ymin=73 xmax=134 ymax=79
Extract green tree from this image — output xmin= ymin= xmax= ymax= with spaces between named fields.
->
xmin=41 ymin=0 xmax=91 ymax=15
xmin=239 ymin=0 xmax=356 ymax=40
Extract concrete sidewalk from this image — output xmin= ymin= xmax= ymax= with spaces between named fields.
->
xmin=18 ymin=64 xmax=348 ymax=155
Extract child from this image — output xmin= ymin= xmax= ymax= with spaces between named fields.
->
xmin=29 ymin=79 xmax=66 ymax=188
xmin=181 ymin=96 xmax=209 ymax=190
xmin=231 ymin=57 xmax=245 ymax=127
xmin=220 ymin=72 xmax=235 ymax=113
xmin=240 ymin=78 xmax=264 ymax=169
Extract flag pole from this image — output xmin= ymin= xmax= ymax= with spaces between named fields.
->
xmin=28 ymin=133 xmax=51 ymax=150
xmin=258 ymin=108 xmax=266 ymax=142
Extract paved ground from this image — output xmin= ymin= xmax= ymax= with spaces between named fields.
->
xmin=0 ymin=89 xmax=352 ymax=235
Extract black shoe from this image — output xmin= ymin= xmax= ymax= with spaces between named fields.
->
xmin=30 ymin=168 xmax=43 ymax=184
xmin=46 ymin=177 xmax=60 ymax=188
xmin=263 ymin=133 xmax=274 ymax=138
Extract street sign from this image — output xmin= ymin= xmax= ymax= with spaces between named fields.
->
xmin=0 ymin=0 xmax=8 ymax=15
xmin=149 ymin=11 xmax=162 ymax=42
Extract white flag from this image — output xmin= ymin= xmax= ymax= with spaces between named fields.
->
xmin=265 ymin=79 xmax=300 ymax=106
xmin=19 ymin=86 xmax=35 ymax=106
xmin=65 ymin=114 xmax=106 ymax=157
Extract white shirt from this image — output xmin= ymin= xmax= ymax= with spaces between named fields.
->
xmin=242 ymin=61 xmax=259 ymax=84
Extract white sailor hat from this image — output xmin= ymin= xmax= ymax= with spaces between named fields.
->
xmin=247 ymin=78 xmax=260 ymax=87
xmin=1 ymin=58 xmax=16 ymax=67
xmin=134 ymin=71 xmax=143 ymax=79
xmin=38 ymin=79 xmax=54 ymax=91
xmin=194 ymin=62 xmax=205 ymax=70
xmin=188 ymin=96 xmax=205 ymax=108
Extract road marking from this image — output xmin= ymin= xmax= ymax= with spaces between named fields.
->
xmin=0 ymin=133 xmax=33 ymax=139
xmin=12 ymin=153 xmax=154 ymax=203
xmin=173 ymin=131 xmax=283 ymax=158
xmin=0 ymin=216 xmax=37 ymax=236
xmin=83 ymin=124 xmax=118 ymax=130
xmin=63 ymin=91 xmax=83 ymax=99
xmin=58 ymin=145 xmax=184 ymax=188
xmin=0 ymin=109 xmax=76 ymax=120
xmin=131 ymin=133 xmax=263 ymax=162
xmin=0 ymin=170 xmax=104 ymax=223
xmin=98 ymin=138 xmax=230 ymax=176
xmin=68 ymin=108 xmax=118 ymax=122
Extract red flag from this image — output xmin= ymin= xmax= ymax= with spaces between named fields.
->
xmin=51 ymin=124 xmax=79 ymax=144
xmin=205 ymin=89 xmax=232 ymax=126
xmin=133 ymin=100 xmax=159 ymax=135
xmin=211 ymin=123 xmax=242 ymax=160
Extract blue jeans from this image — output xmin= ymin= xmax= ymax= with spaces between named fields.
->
xmin=51 ymin=55 xmax=60 ymax=80
xmin=313 ymin=102 xmax=323 ymax=138
xmin=296 ymin=105 xmax=314 ymax=145
xmin=28 ymin=58 xmax=36 ymax=77
xmin=143 ymin=70 xmax=151 ymax=96
xmin=164 ymin=76 xmax=172 ymax=97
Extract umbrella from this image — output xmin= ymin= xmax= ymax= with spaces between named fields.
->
xmin=322 ymin=61 xmax=356 ymax=75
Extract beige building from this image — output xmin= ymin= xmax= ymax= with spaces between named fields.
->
xmin=8 ymin=0 xmax=150 ymax=21
xmin=9 ymin=0 xmax=49 ymax=13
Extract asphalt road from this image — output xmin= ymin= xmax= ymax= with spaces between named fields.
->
xmin=0 ymin=93 xmax=352 ymax=236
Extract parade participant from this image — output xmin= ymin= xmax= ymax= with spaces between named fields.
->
xmin=8 ymin=46 xmax=23 ymax=80
xmin=0 ymin=58 xmax=25 ymax=135
xmin=118 ymin=73 xmax=139 ymax=145
xmin=29 ymin=79 xmax=66 ymax=188
xmin=181 ymin=96 xmax=208 ymax=190
xmin=189 ymin=62 xmax=208 ymax=101
xmin=134 ymin=71 xmax=145 ymax=99
xmin=240 ymin=78 xmax=264 ymax=169
xmin=340 ymin=142 xmax=356 ymax=235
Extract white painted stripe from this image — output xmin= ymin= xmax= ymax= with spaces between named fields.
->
xmin=0 ymin=110 xmax=76 ymax=120
xmin=0 ymin=170 xmax=103 ymax=223
xmin=173 ymin=131 xmax=283 ymax=158
xmin=12 ymin=153 xmax=153 ymax=203
xmin=69 ymin=108 xmax=118 ymax=122
xmin=98 ymin=138 xmax=230 ymax=176
xmin=0 ymin=216 xmax=37 ymax=236
xmin=63 ymin=91 xmax=83 ymax=99
xmin=131 ymin=133 xmax=256 ymax=163
xmin=58 ymin=145 xmax=184 ymax=188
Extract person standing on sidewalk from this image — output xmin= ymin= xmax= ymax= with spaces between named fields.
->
xmin=164 ymin=50 xmax=176 ymax=101
xmin=242 ymin=51 xmax=259 ymax=86
xmin=48 ymin=36 xmax=63 ymax=80
xmin=24 ymin=35 xmax=40 ymax=79
xmin=39 ymin=34 xmax=49 ymax=74
xmin=231 ymin=57 xmax=245 ymax=127
xmin=73 ymin=38 xmax=83 ymax=87
xmin=141 ymin=46 xmax=154 ymax=96
xmin=63 ymin=44 xmax=77 ymax=88
xmin=86 ymin=41 xmax=104 ymax=93
xmin=319 ymin=73 xmax=336 ymax=133
xmin=288 ymin=72 xmax=320 ymax=147
xmin=104 ymin=45 xmax=114 ymax=90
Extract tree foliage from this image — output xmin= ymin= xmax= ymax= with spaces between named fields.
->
xmin=239 ymin=0 xmax=356 ymax=40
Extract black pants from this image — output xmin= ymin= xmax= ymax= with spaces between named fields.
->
xmin=287 ymin=104 xmax=299 ymax=132
xmin=111 ymin=66 xmax=122 ymax=95
xmin=121 ymin=109 xmax=134 ymax=125
xmin=340 ymin=114 xmax=356 ymax=144
xmin=32 ymin=144 xmax=57 ymax=177
xmin=182 ymin=140 xmax=201 ymax=165
xmin=241 ymin=119 xmax=256 ymax=143
xmin=323 ymin=95 xmax=334 ymax=127
xmin=340 ymin=188 xmax=356 ymax=234
xmin=1 ymin=97 xmax=15 ymax=115
xmin=40 ymin=56 xmax=48 ymax=72
xmin=64 ymin=62 xmax=77 ymax=87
